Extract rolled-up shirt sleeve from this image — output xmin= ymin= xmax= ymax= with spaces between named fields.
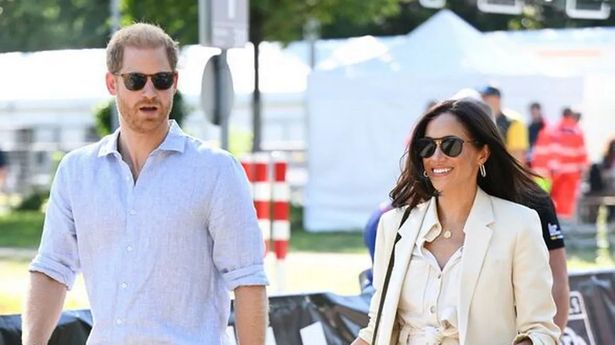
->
xmin=207 ymin=153 xmax=268 ymax=291
xmin=29 ymin=158 xmax=80 ymax=290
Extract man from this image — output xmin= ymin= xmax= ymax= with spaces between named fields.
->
xmin=528 ymin=102 xmax=546 ymax=153
xmin=22 ymin=23 xmax=268 ymax=345
xmin=532 ymin=107 xmax=588 ymax=220
xmin=480 ymin=85 xmax=529 ymax=164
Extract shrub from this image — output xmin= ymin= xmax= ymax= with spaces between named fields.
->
xmin=16 ymin=190 xmax=49 ymax=212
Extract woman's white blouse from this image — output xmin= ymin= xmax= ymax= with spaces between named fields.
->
xmin=397 ymin=224 xmax=463 ymax=345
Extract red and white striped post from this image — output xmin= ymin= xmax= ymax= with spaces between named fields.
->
xmin=241 ymin=153 xmax=271 ymax=255
xmin=272 ymin=152 xmax=290 ymax=291
xmin=241 ymin=151 xmax=291 ymax=291
xmin=272 ymin=153 xmax=290 ymax=260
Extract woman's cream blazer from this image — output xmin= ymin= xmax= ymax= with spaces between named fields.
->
xmin=358 ymin=188 xmax=561 ymax=345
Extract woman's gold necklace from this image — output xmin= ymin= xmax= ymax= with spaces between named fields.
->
xmin=442 ymin=230 xmax=452 ymax=239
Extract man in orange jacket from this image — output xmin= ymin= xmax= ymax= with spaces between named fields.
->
xmin=532 ymin=107 xmax=588 ymax=219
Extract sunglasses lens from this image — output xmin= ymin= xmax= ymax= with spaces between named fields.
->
xmin=123 ymin=73 xmax=147 ymax=91
xmin=416 ymin=139 xmax=436 ymax=158
xmin=152 ymin=72 xmax=175 ymax=90
xmin=120 ymin=72 xmax=174 ymax=91
xmin=441 ymin=138 xmax=464 ymax=157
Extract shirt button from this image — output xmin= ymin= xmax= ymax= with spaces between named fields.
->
xmin=116 ymin=318 xmax=123 ymax=325
xmin=129 ymin=209 xmax=136 ymax=215
xmin=436 ymin=274 xmax=442 ymax=280
xmin=430 ymin=306 xmax=436 ymax=314
xmin=126 ymin=246 xmax=133 ymax=252
xmin=120 ymin=282 xmax=128 ymax=289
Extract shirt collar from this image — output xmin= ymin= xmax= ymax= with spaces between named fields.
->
xmin=158 ymin=120 xmax=187 ymax=153
xmin=98 ymin=120 xmax=186 ymax=157
xmin=418 ymin=197 xmax=442 ymax=245
xmin=418 ymin=188 xmax=486 ymax=245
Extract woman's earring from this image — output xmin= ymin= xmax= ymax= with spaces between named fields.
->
xmin=479 ymin=164 xmax=486 ymax=178
xmin=423 ymin=170 xmax=428 ymax=178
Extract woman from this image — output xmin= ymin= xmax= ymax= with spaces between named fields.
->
xmin=353 ymin=99 xmax=560 ymax=345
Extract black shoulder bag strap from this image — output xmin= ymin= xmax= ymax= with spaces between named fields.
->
xmin=370 ymin=207 xmax=412 ymax=345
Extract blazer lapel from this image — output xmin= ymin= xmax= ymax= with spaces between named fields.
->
xmin=377 ymin=199 xmax=437 ymax=345
xmin=458 ymin=188 xmax=494 ymax=345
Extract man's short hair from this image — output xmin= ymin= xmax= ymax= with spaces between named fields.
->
xmin=479 ymin=85 xmax=502 ymax=98
xmin=106 ymin=23 xmax=179 ymax=74
xmin=529 ymin=102 xmax=541 ymax=110
xmin=562 ymin=107 xmax=574 ymax=117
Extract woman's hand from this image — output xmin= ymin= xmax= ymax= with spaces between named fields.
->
xmin=351 ymin=337 xmax=369 ymax=345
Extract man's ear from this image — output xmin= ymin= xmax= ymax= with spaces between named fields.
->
xmin=173 ymin=72 xmax=179 ymax=94
xmin=106 ymin=72 xmax=117 ymax=95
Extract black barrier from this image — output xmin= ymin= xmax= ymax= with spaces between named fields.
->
xmin=0 ymin=310 xmax=91 ymax=345
xmin=1 ymin=269 xmax=614 ymax=345
xmin=563 ymin=269 xmax=615 ymax=345
xmin=229 ymin=293 xmax=371 ymax=345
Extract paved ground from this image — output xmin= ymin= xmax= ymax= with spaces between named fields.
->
xmin=0 ymin=249 xmax=372 ymax=314
xmin=0 ymin=247 xmax=37 ymax=260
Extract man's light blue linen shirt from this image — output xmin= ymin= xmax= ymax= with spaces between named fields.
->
xmin=30 ymin=121 xmax=268 ymax=344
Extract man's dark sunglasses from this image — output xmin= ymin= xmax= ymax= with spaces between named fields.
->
xmin=415 ymin=136 xmax=478 ymax=158
xmin=116 ymin=72 xmax=176 ymax=91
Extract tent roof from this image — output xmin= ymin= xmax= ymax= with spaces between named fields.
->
xmin=321 ymin=9 xmax=544 ymax=78
xmin=486 ymin=26 xmax=615 ymax=76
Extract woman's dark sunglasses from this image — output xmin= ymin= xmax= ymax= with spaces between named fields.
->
xmin=116 ymin=72 xmax=176 ymax=91
xmin=415 ymin=136 xmax=478 ymax=158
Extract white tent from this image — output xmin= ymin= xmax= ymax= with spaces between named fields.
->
xmin=305 ymin=9 xmax=584 ymax=231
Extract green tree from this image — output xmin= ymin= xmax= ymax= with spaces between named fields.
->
xmin=321 ymin=0 xmax=615 ymax=37
xmin=121 ymin=0 xmax=198 ymax=46
xmin=122 ymin=0 xmax=402 ymax=150
xmin=120 ymin=0 xmax=404 ymax=150
xmin=4 ymin=1 xmax=615 ymax=53
xmin=0 ymin=0 xmax=110 ymax=52
xmin=121 ymin=0 xmax=401 ymax=45
xmin=93 ymin=91 xmax=189 ymax=137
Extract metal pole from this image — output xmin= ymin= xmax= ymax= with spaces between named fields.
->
xmin=217 ymin=50 xmax=230 ymax=150
xmin=596 ymin=202 xmax=612 ymax=263
xmin=198 ymin=0 xmax=211 ymax=46
xmin=252 ymin=42 xmax=262 ymax=152
xmin=110 ymin=0 xmax=121 ymax=132
xmin=303 ymin=17 xmax=320 ymax=70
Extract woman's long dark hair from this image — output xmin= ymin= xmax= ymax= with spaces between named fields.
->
xmin=390 ymin=98 xmax=549 ymax=210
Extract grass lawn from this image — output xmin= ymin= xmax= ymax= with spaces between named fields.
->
xmin=289 ymin=228 xmax=364 ymax=253
xmin=0 ymin=211 xmax=44 ymax=248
